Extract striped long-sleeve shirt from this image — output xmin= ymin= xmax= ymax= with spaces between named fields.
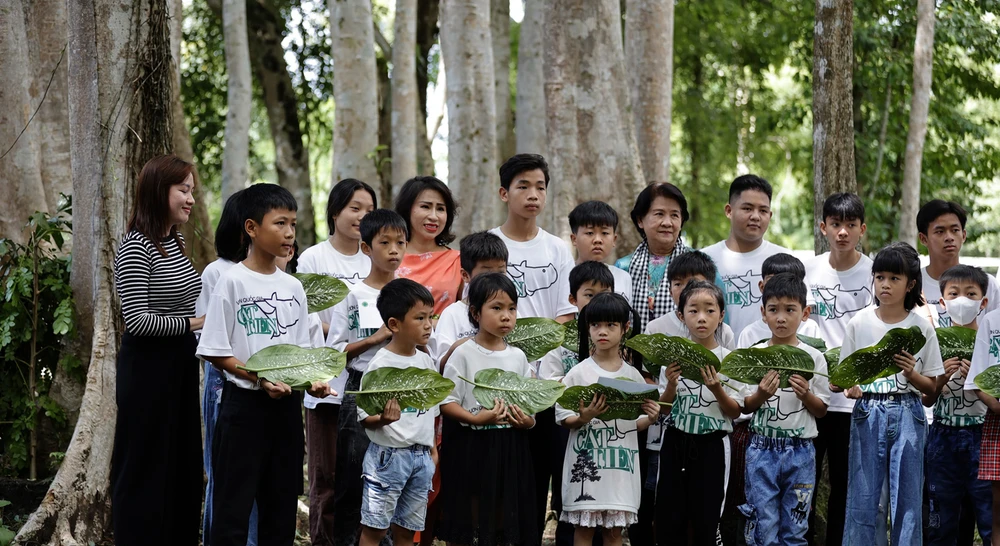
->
xmin=114 ymin=230 xmax=201 ymax=337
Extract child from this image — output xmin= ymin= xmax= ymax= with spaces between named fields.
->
xmin=556 ymin=293 xmax=660 ymax=546
xmin=644 ymin=250 xmax=736 ymax=349
xmin=965 ymin=307 xmax=1000 ymax=543
xmin=196 ymin=184 xmax=333 ymax=546
xmin=329 ymin=209 xmax=409 ymax=545
xmin=736 ymin=253 xmax=821 ymax=349
xmin=840 ymin=242 xmax=944 ymax=545
xmin=738 ymin=273 xmax=831 ymax=546
xmin=437 ymin=272 xmax=538 ymax=546
xmin=655 ymin=280 xmax=745 ymax=545
xmin=357 ymin=279 xmax=440 ymax=546
xmin=803 ymin=192 xmax=873 ymax=546
xmin=568 ymin=200 xmax=634 ymax=304
xmin=925 ymin=265 xmax=992 ymax=544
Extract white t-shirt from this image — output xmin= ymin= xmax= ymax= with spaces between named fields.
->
xmin=442 ymin=340 xmax=532 ymax=429
xmin=538 ymin=346 xmax=581 ymax=382
xmin=608 ymin=264 xmax=634 ymax=306
xmin=965 ymin=310 xmax=1000 ymax=393
xmin=195 ymin=259 xmax=236 ymax=317
xmin=935 ymin=370 xmax=987 ymax=427
xmin=555 ymin=357 xmax=647 ymax=515
xmin=805 ymin=252 xmax=874 ymax=348
xmin=427 ymin=300 xmax=476 ymax=366
xmin=666 ymin=346 xmax=744 ymax=435
xmin=701 ymin=240 xmax=791 ymax=339
xmin=356 ymin=348 xmax=440 ymax=448
xmin=736 ymin=317 xmax=822 ymax=349
xmin=297 ymin=240 xmax=371 ymax=325
xmin=743 ymin=341 xmax=830 ymax=439
xmin=840 ymin=306 xmax=945 ymax=395
xmin=643 ymin=311 xmax=736 ymax=351
xmin=489 ymin=227 xmax=576 ymax=319
xmin=196 ymin=263 xmax=315 ymax=390
xmin=921 ymin=266 xmax=1000 ymax=328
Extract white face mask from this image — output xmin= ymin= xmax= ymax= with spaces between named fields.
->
xmin=943 ymin=296 xmax=983 ymax=326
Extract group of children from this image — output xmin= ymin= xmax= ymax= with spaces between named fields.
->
xmin=190 ymin=151 xmax=1000 ymax=546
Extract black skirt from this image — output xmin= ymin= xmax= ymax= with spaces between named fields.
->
xmin=111 ymin=332 xmax=202 ymax=546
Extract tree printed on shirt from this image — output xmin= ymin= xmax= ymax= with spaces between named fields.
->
xmin=723 ymin=270 xmax=762 ymax=308
xmin=507 ymin=260 xmax=559 ymax=297
xmin=570 ymin=449 xmax=601 ymax=502
xmin=812 ymin=284 xmax=873 ymax=320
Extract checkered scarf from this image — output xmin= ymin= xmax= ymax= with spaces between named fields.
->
xmin=627 ymin=237 xmax=690 ymax=334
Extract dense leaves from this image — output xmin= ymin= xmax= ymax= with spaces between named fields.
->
xmin=720 ymin=345 xmax=818 ymax=388
xmin=347 ymin=366 xmax=455 ymax=416
xmin=460 ymin=368 xmax=566 ymax=414
xmin=506 ymin=317 xmax=567 ymax=362
xmin=829 ymin=326 xmax=927 ymax=387
xmin=241 ymin=344 xmax=347 ymax=390
xmin=937 ymin=326 xmax=976 ymax=361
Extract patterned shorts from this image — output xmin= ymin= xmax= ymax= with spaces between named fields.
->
xmin=979 ymin=411 xmax=1000 ymax=481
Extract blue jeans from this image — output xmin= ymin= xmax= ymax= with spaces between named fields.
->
xmin=360 ymin=443 xmax=435 ymax=531
xmin=740 ymin=435 xmax=815 ymax=546
xmin=844 ymin=393 xmax=926 ymax=546
xmin=202 ymin=362 xmax=258 ymax=546
xmin=925 ymin=423 xmax=993 ymax=545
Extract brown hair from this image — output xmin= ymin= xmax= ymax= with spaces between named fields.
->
xmin=127 ymin=155 xmax=195 ymax=256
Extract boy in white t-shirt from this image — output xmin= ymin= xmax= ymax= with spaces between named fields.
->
xmin=739 ymin=273 xmax=831 ymax=545
xmin=357 ymin=279 xmax=441 ymax=546
xmin=196 ymin=184 xmax=333 ymax=545
xmin=737 ymin=253 xmax=821 ymax=348
xmin=645 ymin=250 xmax=736 ymax=349
xmin=567 ymin=200 xmax=634 ymax=305
xmin=965 ymin=308 xmax=1000 ymax=541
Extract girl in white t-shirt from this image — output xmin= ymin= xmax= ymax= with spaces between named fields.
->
xmin=556 ymin=293 xmax=659 ymax=546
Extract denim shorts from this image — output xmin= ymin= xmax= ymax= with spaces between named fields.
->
xmin=360 ymin=442 xmax=435 ymax=531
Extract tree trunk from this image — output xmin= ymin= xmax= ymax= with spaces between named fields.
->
xmin=541 ymin=0 xmax=578 ymax=242
xmin=330 ymin=0 xmax=381 ymax=194
xmin=812 ymin=0 xmax=857 ymax=252
xmin=898 ymin=0 xmax=936 ymax=247
xmin=392 ymin=0 xmax=418 ymax=195
xmin=543 ymin=0 xmax=646 ymax=252
xmin=221 ymin=0 xmax=251 ymax=202
xmin=626 ymin=0 xmax=673 ymax=183
xmin=415 ymin=0 xmax=440 ymax=175
xmin=247 ymin=0 xmax=316 ymax=246
xmin=0 ymin=0 xmax=49 ymax=245
xmin=515 ymin=0 xmax=548 ymax=231
xmin=14 ymin=0 xmax=175 ymax=542
xmin=491 ymin=0 xmax=514 ymax=164
xmin=440 ymin=0 xmax=497 ymax=236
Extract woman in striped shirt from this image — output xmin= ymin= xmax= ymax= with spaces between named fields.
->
xmin=111 ymin=155 xmax=204 ymax=546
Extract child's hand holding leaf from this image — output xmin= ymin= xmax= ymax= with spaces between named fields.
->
xmin=700 ymin=365 xmax=724 ymax=393
xmin=307 ymin=381 xmax=335 ymax=398
xmin=894 ymin=350 xmax=918 ymax=377
xmin=758 ymin=370 xmax=780 ymax=398
xmin=665 ymin=363 xmax=682 ymax=387
xmin=641 ymin=399 xmax=660 ymax=420
xmin=788 ymin=375 xmax=811 ymax=399
xmin=477 ymin=398 xmax=508 ymax=426
xmin=579 ymin=393 xmax=609 ymax=423
xmin=263 ymin=379 xmax=293 ymax=399
xmin=846 ymin=385 xmax=863 ymax=399
xmin=943 ymin=356 xmax=963 ymax=377
xmin=507 ymin=404 xmax=533 ymax=429
xmin=381 ymin=398 xmax=401 ymax=425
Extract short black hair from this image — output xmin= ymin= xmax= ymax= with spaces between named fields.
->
xmin=939 ymin=264 xmax=990 ymax=295
xmin=823 ymin=192 xmax=865 ymax=224
xmin=499 ymin=153 xmax=550 ymax=190
xmin=917 ymin=200 xmax=968 ymax=235
xmin=377 ymin=278 xmax=435 ymax=324
xmin=728 ymin=174 xmax=773 ymax=203
xmin=467 ymin=272 xmax=518 ymax=329
xmin=569 ymin=201 xmax=619 ymax=233
xmin=576 ymin=292 xmax=643 ymax=372
xmin=630 ymin=183 xmax=690 ymax=238
xmin=215 ymin=188 xmax=249 ymax=262
xmin=677 ymin=279 xmax=725 ymax=313
xmin=360 ymin=208 xmax=408 ymax=246
xmin=243 ymin=183 xmax=298 ymax=226
xmin=285 ymin=240 xmax=300 ymax=273
xmin=872 ymin=242 xmax=923 ymax=311
xmin=394 ymin=176 xmax=458 ymax=246
xmin=569 ymin=261 xmax=615 ymax=298
xmin=762 ymin=253 xmax=806 ymax=280
xmin=326 ymin=178 xmax=377 ymax=233
xmin=459 ymin=231 xmax=508 ymax=274
xmin=762 ymin=272 xmax=807 ymax=308
xmin=667 ymin=250 xmax=717 ymax=283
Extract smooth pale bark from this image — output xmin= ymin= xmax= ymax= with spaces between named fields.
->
xmin=812 ymin=0 xmax=857 ymax=252
xmin=543 ymin=0 xmax=646 ymax=252
xmin=247 ymin=0 xmax=316 ymax=245
xmin=515 ymin=0 xmax=548 ymax=231
xmin=626 ymin=0 xmax=673 ymax=183
xmin=392 ymin=0 xmax=418 ymax=195
xmin=898 ymin=0 xmax=936 ymax=247
xmin=440 ymin=0 xmax=498 ymax=235
xmin=416 ymin=0 xmax=440 ymax=175
xmin=221 ymin=0 xmax=251 ymax=202
xmin=491 ymin=0 xmax=514 ymax=164
xmin=0 ymin=0 xmax=49 ymax=244
xmin=330 ymin=0 xmax=381 ymax=193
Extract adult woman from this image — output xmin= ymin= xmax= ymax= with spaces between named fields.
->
xmin=614 ymin=182 xmax=691 ymax=335
xmin=394 ymin=176 xmax=462 ymax=317
xmin=112 ymin=155 xmax=204 ymax=546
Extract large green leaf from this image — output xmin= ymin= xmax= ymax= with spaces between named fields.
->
xmin=720 ymin=344 xmax=819 ymax=388
xmin=937 ymin=326 xmax=976 ymax=361
xmin=507 ymin=317 xmax=567 ymax=362
xmin=460 ymin=368 xmax=566 ymax=414
xmin=625 ymin=333 xmax=721 ymax=380
xmin=562 ymin=319 xmax=580 ymax=352
xmin=752 ymin=334 xmax=828 ymax=353
xmin=556 ymin=379 xmax=662 ymax=421
xmin=0 ymin=526 xmax=14 ymax=546
xmin=828 ymin=326 xmax=927 ymax=388
xmin=239 ymin=344 xmax=347 ymax=390
xmin=346 ymin=366 xmax=456 ymax=416
xmin=824 ymin=347 xmax=841 ymax=370
xmin=293 ymin=273 xmax=350 ymax=313
xmin=975 ymin=365 xmax=1000 ymax=398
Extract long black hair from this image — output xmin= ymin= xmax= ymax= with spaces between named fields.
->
xmin=577 ymin=292 xmax=643 ymax=373
xmin=872 ymin=242 xmax=922 ymax=311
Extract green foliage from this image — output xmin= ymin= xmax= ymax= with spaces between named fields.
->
xmin=239 ymin=344 xmax=347 ymax=389
xmin=506 ymin=317 xmax=567 ymax=362
xmin=720 ymin=344 xmax=819 ymax=388
xmin=829 ymin=326 xmax=927 ymax=387
xmin=557 ymin=382 xmax=661 ymax=421
xmin=460 ymin=368 xmax=566 ymax=415
xmin=0 ymin=499 xmax=13 ymax=546
xmin=824 ymin=347 xmax=842 ymax=369
xmin=625 ymin=333 xmax=721 ymax=380
xmin=0 ymin=197 xmax=78 ymax=478
xmin=937 ymin=326 xmax=977 ymax=361
xmin=292 ymin=273 xmax=349 ymax=313
xmin=561 ymin=319 xmax=580 ymax=353
xmin=347 ymin=366 xmax=455 ymax=416
xmin=974 ymin=364 xmax=1000 ymax=398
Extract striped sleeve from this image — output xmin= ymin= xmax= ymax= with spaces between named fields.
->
xmin=114 ymin=234 xmax=192 ymax=337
